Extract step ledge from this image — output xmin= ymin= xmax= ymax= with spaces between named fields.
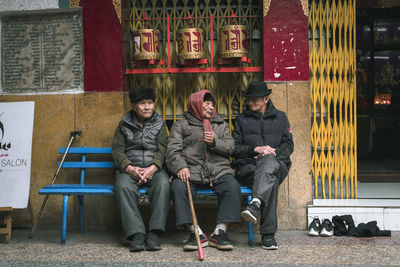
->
xmin=311 ymin=198 xmax=400 ymax=207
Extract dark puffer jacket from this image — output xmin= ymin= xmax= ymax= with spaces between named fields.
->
xmin=232 ymin=100 xmax=294 ymax=173
xmin=112 ymin=110 xmax=167 ymax=171
xmin=166 ymin=112 xmax=234 ymax=184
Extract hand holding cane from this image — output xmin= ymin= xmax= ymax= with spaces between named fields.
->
xmin=29 ymin=131 xmax=82 ymax=238
xmin=186 ymin=180 xmax=205 ymax=261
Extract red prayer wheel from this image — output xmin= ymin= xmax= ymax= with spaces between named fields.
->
xmin=133 ymin=29 xmax=160 ymax=60
xmin=177 ymin=28 xmax=205 ymax=60
xmin=219 ymin=24 xmax=248 ymax=58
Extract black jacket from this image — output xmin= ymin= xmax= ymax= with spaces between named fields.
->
xmin=232 ymin=100 xmax=294 ymax=172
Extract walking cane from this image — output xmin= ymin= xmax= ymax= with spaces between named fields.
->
xmin=186 ymin=180 xmax=205 ymax=261
xmin=29 ymin=131 xmax=82 ymax=238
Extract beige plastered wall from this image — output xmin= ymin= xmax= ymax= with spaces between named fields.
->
xmin=268 ymin=81 xmax=312 ymax=231
xmin=1 ymin=83 xmax=311 ymax=231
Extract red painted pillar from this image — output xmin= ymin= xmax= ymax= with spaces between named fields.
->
xmin=79 ymin=0 xmax=122 ymax=92
xmin=263 ymin=0 xmax=309 ymax=81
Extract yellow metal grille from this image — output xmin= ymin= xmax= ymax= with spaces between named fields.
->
xmin=309 ymin=0 xmax=357 ymax=199
xmin=125 ymin=0 xmax=263 ymax=129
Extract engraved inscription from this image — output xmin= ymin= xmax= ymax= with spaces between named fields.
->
xmin=1 ymin=11 xmax=83 ymax=93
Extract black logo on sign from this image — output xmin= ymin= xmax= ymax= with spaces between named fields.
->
xmin=0 ymin=112 xmax=12 ymax=151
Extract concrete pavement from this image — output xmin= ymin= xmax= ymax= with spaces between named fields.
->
xmin=1 ymin=227 xmax=399 ymax=266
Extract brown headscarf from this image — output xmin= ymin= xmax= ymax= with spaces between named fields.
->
xmin=187 ymin=90 xmax=216 ymax=133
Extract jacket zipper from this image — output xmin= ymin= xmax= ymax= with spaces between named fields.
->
xmin=141 ymin=125 xmax=145 ymax=167
xmin=260 ymin=117 xmax=264 ymax=146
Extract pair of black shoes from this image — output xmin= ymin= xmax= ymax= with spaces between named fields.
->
xmin=308 ymin=217 xmax=334 ymax=237
xmin=130 ymin=231 xmax=162 ymax=252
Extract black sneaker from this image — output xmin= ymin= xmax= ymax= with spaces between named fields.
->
xmin=183 ymin=232 xmax=208 ymax=251
xmin=146 ymin=231 xmax=162 ymax=251
xmin=241 ymin=201 xmax=261 ymax=224
xmin=130 ymin=233 xmax=145 ymax=252
xmin=261 ymin=234 xmax=278 ymax=250
xmin=308 ymin=217 xmax=321 ymax=236
xmin=209 ymin=230 xmax=234 ymax=251
xmin=320 ymin=219 xmax=334 ymax=237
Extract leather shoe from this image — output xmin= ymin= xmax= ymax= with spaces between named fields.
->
xmin=130 ymin=233 xmax=145 ymax=252
xmin=146 ymin=231 xmax=162 ymax=251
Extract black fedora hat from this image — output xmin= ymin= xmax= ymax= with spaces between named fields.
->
xmin=244 ymin=81 xmax=271 ymax=97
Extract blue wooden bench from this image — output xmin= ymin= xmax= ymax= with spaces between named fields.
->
xmin=39 ymin=147 xmax=114 ymax=244
xmin=39 ymin=146 xmax=254 ymax=245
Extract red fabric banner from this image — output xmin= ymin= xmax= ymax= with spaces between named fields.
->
xmin=80 ymin=0 xmax=122 ymax=92
xmin=263 ymin=0 xmax=309 ymax=81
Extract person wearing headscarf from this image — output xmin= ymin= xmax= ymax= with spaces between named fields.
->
xmin=166 ymin=90 xmax=241 ymax=251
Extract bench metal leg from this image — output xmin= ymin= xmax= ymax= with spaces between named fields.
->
xmin=78 ymin=195 xmax=84 ymax=233
xmin=61 ymin=195 xmax=70 ymax=244
xmin=247 ymin=195 xmax=254 ymax=246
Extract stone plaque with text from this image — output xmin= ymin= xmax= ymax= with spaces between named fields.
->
xmin=1 ymin=10 xmax=83 ymax=93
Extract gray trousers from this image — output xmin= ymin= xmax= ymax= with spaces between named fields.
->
xmin=114 ymin=169 xmax=170 ymax=239
xmin=171 ymin=174 xmax=241 ymax=226
xmin=240 ymin=154 xmax=288 ymax=235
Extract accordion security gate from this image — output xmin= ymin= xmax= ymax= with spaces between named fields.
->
xmin=309 ymin=0 xmax=357 ymax=199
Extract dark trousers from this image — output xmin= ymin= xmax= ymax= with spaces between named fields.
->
xmin=171 ymin=174 xmax=241 ymax=226
xmin=240 ymin=154 xmax=288 ymax=235
xmin=114 ymin=169 xmax=170 ymax=239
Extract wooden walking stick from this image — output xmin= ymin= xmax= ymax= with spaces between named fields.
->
xmin=29 ymin=131 xmax=82 ymax=238
xmin=186 ymin=180 xmax=204 ymax=261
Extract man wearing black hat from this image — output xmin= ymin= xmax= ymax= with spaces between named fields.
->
xmin=232 ymin=81 xmax=294 ymax=250
xmin=112 ymin=86 xmax=170 ymax=252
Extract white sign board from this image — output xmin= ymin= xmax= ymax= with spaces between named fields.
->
xmin=0 ymin=102 xmax=35 ymax=208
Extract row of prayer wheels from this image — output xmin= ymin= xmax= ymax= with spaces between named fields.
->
xmin=133 ymin=25 xmax=248 ymax=61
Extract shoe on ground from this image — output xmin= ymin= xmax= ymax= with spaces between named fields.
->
xmin=146 ymin=231 xmax=162 ymax=251
xmin=130 ymin=233 xmax=146 ymax=252
xmin=261 ymin=234 xmax=278 ymax=250
xmin=308 ymin=216 xmax=321 ymax=236
xmin=241 ymin=201 xmax=261 ymax=224
xmin=209 ymin=230 xmax=234 ymax=251
xmin=320 ymin=219 xmax=334 ymax=237
xmin=183 ymin=232 xmax=208 ymax=251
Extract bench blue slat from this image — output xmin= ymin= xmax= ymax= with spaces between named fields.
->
xmin=41 ymin=184 xmax=114 ymax=190
xmin=197 ymin=186 xmax=252 ymax=196
xmin=58 ymin=161 xmax=115 ymax=168
xmin=40 ymin=184 xmax=114 ymax=195
xmin=59 ymin=147 xmax=112 ymax=154
xmin=40 ymin=189 xmax=114 ymax=195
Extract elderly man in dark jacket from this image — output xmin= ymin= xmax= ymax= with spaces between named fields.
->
xmin=112 ymin=86 xmax=170 ymax=252
xmin=233 ymin=81 xmax=294 ymax=250
xmin=166 ymin=90 xmax=241 ymax=251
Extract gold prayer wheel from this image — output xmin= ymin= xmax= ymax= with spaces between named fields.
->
xmin=219 ymin=25 xmax=248 ymax=58
xmin=133 ymin=29 xmax=160 ymax=60
xmin=177 ymin=28 xmax=205 ymax=60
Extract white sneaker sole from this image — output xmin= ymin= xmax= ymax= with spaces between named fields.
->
xmin=320 ymin=229 xmax=334 ymax=237
xmin=261 ymin=244 xmax=278 ymax=250
xmin=241 ymin=210 xmax=257 ymax=224
xmin=308 ymin=228 xmax=320 ymax=236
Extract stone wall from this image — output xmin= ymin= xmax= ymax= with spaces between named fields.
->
xmin=0 ymin=0 xmax=58 ymax=12
xmin=269 ymin=81 xmax=312 ymax=231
